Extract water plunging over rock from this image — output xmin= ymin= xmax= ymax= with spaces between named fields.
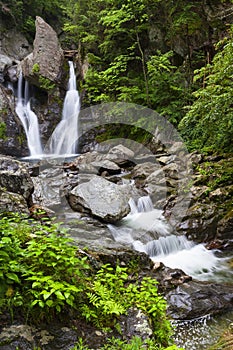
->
xmin=15 ymin=71 xmax=43 ymax=157
xmin=108 ymin=195 xmax=232 ymax=282
xmin=15 ymin=61 xmax=80 ymax=157
xmin=46 ymin=61 xmax=80 ymax=156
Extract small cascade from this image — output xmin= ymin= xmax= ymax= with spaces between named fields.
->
xmin=15 ymin=72 xmax=43 ymax=156
xmin=108 ymin=194 xmax=228 ymax=281
xmin=47 ymin=61 xmax=80 ymax=156
xmin=137 ymin=195 xmax=154 ymax=212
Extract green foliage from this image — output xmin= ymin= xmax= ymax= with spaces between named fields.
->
xmin=0 ymin=214 xmax=89 ymax=322
xmin=32 ymin=63 xmax=40 ymax=73
xmin=196 ymin=158 xmax=233 ymax=191
xmin=179 ymin=26 xmax=233 ymax=153
xmin=38 ymin=76 xmax=56 ymax=91
xmin=71 ymin=336 xmax=183 ymax=350
xmin=0 ymin=214 xmax=179 ymax=348
xmin=147 ymin=51 xmax=191 ymax=124
xmin=82 ymin=264 xmax=171 ymax=346
xmin=0 ymin=122 xmax=7 ymax=140
xmin=1 ymin=0 xmax=65 ymax=41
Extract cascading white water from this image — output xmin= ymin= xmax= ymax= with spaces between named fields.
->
xmin=47 ymin=61 xmax=80 ymax=156
xmin=108 ymin=195 xmax=229 ymax=281
xmin=16 ymin=61 xmax=80 ymax=158
xmin=15 ymin=72 xmax=43 ymax=156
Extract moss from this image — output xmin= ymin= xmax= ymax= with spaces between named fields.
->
xmin=32 ymin=63 xmax=40 ymax=73
xmin=0 ymin=122 xmax=7 ymax=140
xmin=17 ymin=133 xmax=26 ymax=145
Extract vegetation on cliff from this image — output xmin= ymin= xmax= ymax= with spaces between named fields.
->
xmin=1 ymin=0 xmax=233 ymax=153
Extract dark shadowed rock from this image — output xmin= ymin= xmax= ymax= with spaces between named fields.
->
xmin=166 ymin=281 xmax=233 ymax=320
xmin=0 ymin=155 xmax=33 ymax=200
xmin=119 ymin=308 xmax=153 ymax=341
xmin=0 ymin=85 xmax=28 ymax=156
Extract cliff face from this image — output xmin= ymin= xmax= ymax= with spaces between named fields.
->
xmin=148 ymin=1 xmax=233 ymax=61
xmin=0 ymin=17 xmax=69 ymax=156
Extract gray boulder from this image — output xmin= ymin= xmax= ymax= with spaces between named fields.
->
xmin=68 ymin=175 xmax=131 ymax=223
xmin=166 ymin=281 xmax=233 ymax=320
xmin=0 ymin=188 xmax=29 ymax=215
xmin=21 ymin=16 xmax=65 ymax=88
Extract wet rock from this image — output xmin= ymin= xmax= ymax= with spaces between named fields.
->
xmin=157 ymin=154 xmax=177 ymax=165
xmin=91 ymin=159 xmax=121 ymax=175
xmin=119 ymin=307 xmax=153 ymax=341
xmin=0 ymin=85 xmax=28 ymax=156
xmin=166 ymin=281 xmax=233 ymax=320
xmin=0 ymin=155 xmax=33 ymax=201
xmin=67 ymin=175 xmax=131 ymax=223
xmin=73 ymin=151 xmax=104 ymax=167
xmin=0 ymin=29 xmax=31 ymax=60
xmin=0 ymin=54 xmax=13 ymax=82
xmin=0 ymin=323 xmax=78 ymax=350
xmin=0 ymin=187 xmax=29 ymax=215
xmin=217 ymin=209 xmax=233 ymax=241
xmin=106 ymin=144 xmax=135 ymax=164
xmin=32 ymin=166 xmax=67 ymax=209
xmin=188 ymin=151 xmax=203 ymax=165
xmin=132 ymin=162 xmax=160 ymax=180
xmin=177 ymin=203 xmax=220 ymax=242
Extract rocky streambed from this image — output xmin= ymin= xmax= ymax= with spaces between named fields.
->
xmin=0 ymin=142 xmax=232 ymax=349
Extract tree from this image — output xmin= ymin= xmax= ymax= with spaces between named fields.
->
xmin=179 ymin=26 xmax=233 ymax=153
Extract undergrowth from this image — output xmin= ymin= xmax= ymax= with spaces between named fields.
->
xmin=0 ymin=213 xmax=179 ymax=348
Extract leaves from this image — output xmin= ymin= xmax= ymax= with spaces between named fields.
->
xmin=179 ymin=26 xmax=233 ymax=153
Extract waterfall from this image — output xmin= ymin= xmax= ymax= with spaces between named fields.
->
xmin=47 ymin=61 xmax=80 ymax=156
xmin=15 ymin=61 xmax=80 ymax=158
xmin=108 ymin=195 xmax=225 ymax=281
xmin=15 ymin=72 xmax=43 ymax=156
xmin=137 ymin=195 xmax=154 ymax=212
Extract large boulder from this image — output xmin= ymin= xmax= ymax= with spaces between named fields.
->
xmin=67 ymin=175 xmax=131 ymax=223
xmin=21 ymin=16 xmax=65 ymax=89
xmin=166 ymin=281 xmax=233 ymax=320
xmin=0 ymin=188 xmax=29 ymax=215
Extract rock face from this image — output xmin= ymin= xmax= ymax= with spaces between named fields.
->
xmin=0 ymin=29 xmax=31 ymax=61
xmin=68 ymin=175 xmax=131 ymax=223
xmin=21 ymin=16 xmax=65 ymax=89
xmin=166 ymin=281 xmax=233 ymax=320
xmin=0 ymin=85 xmax=28 ymax=156
xmin=0 ymin=156 xmax=33 ymax=199
xmin=0 ymin=156 xmax=34 ymax=214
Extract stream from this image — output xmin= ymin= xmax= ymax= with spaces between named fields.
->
xmin=56 ymin=193 xmax=233 ymax=350
xmin=28 ymin=158 xmax=233 ymax=350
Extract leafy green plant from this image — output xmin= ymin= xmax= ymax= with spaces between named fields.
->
xmin=0 ymin=214 xmax=178 ymax=348
xmin=82 ymin=264 xmax=172 ymax=346
xmin=38 ymin=76 xmax=56 ymax=91
xmin=179 ymin=26 xmax=233 ymax=153
xmin=32 ymin=63 xmax=40 ymax=73
xmin=71 ymin=336 xmax=183 ymax=350
xmin=0 ymin=214 xmax=89 ymax=322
